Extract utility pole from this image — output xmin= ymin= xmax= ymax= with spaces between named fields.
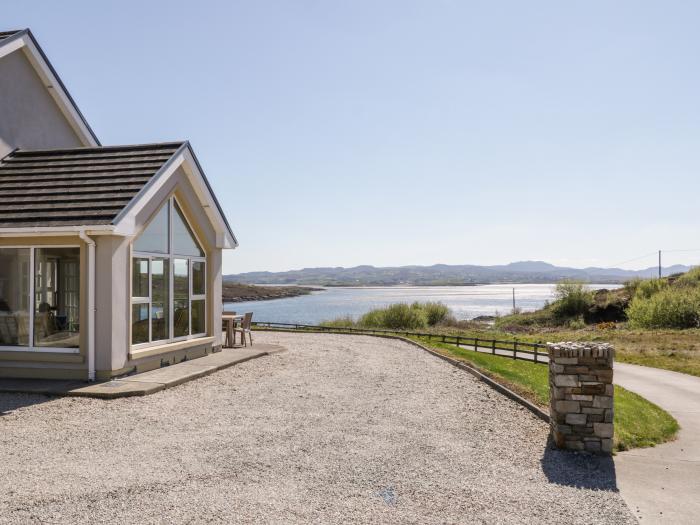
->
xmin=512 ymin=288 xmax=516 ymax=311
xmin=658 ymin=250 xmax=662 ymax=279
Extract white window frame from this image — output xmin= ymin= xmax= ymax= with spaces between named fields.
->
xmin=190 ymin=259 xmax=207 ymax=337
xmin=131 ymin=196 xmax=207 ymax=350
xmin=0 ymin=244 xmax=81 ymax=354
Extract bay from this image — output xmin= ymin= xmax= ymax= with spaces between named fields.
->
xmin=224 ymin=283 xmax=620 ymax=325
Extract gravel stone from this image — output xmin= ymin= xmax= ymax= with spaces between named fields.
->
xmin=0 ymin=332 xmax=635 ymax=524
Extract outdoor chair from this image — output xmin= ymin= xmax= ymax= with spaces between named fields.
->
xmin=233 ymin=312 xmax=254 ymax=347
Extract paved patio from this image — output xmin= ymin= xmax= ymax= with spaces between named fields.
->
xmin=0 ymin=344 xmax=285 ymax=398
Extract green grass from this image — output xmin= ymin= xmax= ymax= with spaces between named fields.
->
xmin=414 ymin=338 xmax=679 ymax=452
xmin=614 ymin=387 xmax=680 ymax=450
xmin=416 ymin=338 xmax=550 ymax=405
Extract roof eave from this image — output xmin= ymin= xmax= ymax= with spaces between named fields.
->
xmin=0 ymin=224 xmax=117 ymax=237
xmin=110 ymin=142 xmax=238 ymax=250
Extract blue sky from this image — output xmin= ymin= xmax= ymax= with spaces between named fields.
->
xmin=5 ymin=1 xmax=700 ymax=273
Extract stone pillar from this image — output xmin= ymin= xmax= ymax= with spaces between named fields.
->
xmin=547 ymin=342 xmax=614 ymax=454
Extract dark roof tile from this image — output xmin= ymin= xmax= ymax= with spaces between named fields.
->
xmin=0 ymin=142 xmax=184 ymax=228
xmin=0 ymin=30 xmax=22 ymax=41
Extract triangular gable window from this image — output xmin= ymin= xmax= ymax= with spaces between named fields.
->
xmin=172 ymin=201 xmax=204 ymax=257
xmin=133 ymin=201 xmax=169 ymax=254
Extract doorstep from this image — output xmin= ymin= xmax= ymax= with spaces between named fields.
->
xmin=0 ymin=344 xmax=286 ymax=399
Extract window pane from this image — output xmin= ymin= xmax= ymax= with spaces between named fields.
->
xmin=192 ymin=261 xmax=205 ymax=295
xmin=134 ymin=201 xmax=169 ymax=253
xmin=151 ymin=258 xmax=169 ymax=341
xmin=191 ymin=299 xmax=205 ymax=334
xmin=34 ymin=248 xmax=80 ymax=348
xmin=173 ymin=258 xmax=189 ymax=337
xmin=132 ymin=303 xmax=149 ymax=344
xmin=132 ymin=258 xmax=149 ymax=298
xmin=0 ymin=248 xmax=30 ymax=346
xmin=173 ymin=202 xmax=204 ymax=256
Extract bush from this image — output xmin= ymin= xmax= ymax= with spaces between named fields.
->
xmin=632 ymin=278 xmax=668 ymax=300
xmin=568 ymin=316 xmax=586 ymax=330
xmin=627 ymin=287 xmax=700 ymax=329
xmin=674 ymin=266 xmax=700 ymax=288
xmin=359 ymin=303 xmax=428 ymax=330
xmin=552 ymin=280 xmax=593 ymax=319
xmin=323 ymin=302 xmax=455 ymax=331
xmin=419 ymin=301 xmax=451 ymax=326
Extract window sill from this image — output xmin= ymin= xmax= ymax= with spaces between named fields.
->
xmin=128 ymin=336 xmax=214 ymax=361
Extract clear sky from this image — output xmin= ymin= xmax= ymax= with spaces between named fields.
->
xmin=5 ymin=1 xmax=700 ymax=273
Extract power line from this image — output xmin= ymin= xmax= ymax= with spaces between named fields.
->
xmin=662 ymin=248 xmax=700 ymax=254
xmin=606 ymin=251 xmax=658 ymax=268
xmin=605 ymin=248 xmax=700 ymax=271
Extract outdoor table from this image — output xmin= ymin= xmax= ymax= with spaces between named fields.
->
xmin=222 ymin=313 xmax=244 ymax=347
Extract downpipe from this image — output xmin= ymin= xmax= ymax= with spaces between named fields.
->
xmin=78 ymin=231 xmax=96 ymax=381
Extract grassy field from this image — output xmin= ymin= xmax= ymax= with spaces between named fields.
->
xmin=414 ymin=337 xmax=679 ymax=452
xmin=415 ymin=325 xmax=700 ymax=378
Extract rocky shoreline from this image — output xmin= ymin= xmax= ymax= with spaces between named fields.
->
xmin=222 ymin=282 xmax=323 ymax=303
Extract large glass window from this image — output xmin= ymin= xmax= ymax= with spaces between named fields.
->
xmin=132 ymin=304 xmax=149 ymax=344
xmin=151 ymin=258 xmax=169 ymax=341
xmin=0 ymin=247 xmax=80 ymax=350
xmin=133 ymin=202 xmax=169 ymax=254
xmin=173 ymin=202 xmax=204 ymax=257
xmin=131 ymin=197 xmax=207 ymax=346
xmin=0 ymin=248 xmax=30 ymax=346
xmin=34 ymin=248 xmax=80 ymax=348
xmin=173 ymin=259 xmax=189 ymax=338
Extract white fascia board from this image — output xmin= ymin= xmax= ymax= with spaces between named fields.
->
xmin=0 ymin=32 xmax=99 ymax=147
xmin=0 ymin=225 xmax=116 ymax=237
xmin=180 ymin=147 xmax=238 ymax=250
xmin=111 ymin=149 xmax=187 ymax=237
xmin=112 ymin=145 xmax=238 ymax=250
xmin=0 ymin=36 xmax=24 ymax=59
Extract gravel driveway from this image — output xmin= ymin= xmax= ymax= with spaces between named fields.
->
xmin=0 ymin=332 xmax=634 ymax=524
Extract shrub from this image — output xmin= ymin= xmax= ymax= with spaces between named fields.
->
xmin=627 ymin=287 xmax=700 ymax=329
xmin=567 ymin=316 xmax=586 ymax=330
xmin=632 ymin=278 xmax=668 ymax=300
xmin=419 ymin=301 xmax=451 ymax=326
xmin=674 ymin=266 xmax=700 ymax=288
xmin=552 ymin=280 xmax=593 ymax=318
xmin=358 ymin=308 xmax=386 ymax=328
xmin=359 ymin=303 xmax=428 ymax=330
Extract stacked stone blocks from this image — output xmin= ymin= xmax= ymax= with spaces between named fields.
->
xmin=547 ymin=342 xmax=614 ymax=454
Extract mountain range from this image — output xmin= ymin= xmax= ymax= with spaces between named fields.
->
xmin=224 ymin=261 xmax=693 ymax=286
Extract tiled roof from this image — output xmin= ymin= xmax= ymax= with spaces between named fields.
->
xmin=0 ymin=30 xmax=22 ymax=42
xmin=0 ymin=142 xmax=184 ymax=227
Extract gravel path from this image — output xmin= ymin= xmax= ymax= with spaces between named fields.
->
xmin=0 ymin=332 xmax=634 ymax=524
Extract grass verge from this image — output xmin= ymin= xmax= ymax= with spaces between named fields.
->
xmin=414 ymin=337 xmax=679 ymax=452
xmin=407 ymin=325 xmax=700 ymax=378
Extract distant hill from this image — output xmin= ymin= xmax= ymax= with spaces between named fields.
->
xmin=224 ymin=261 xmax=693 ymax=286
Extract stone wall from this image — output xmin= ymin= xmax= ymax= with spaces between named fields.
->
xmin=547 ymin=342 xmax=614 ymax=454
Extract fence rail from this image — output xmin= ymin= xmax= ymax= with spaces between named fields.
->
xmin=251 ymin=321 xmax=549 ymax=364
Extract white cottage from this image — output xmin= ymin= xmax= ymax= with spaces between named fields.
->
xmin=0 ymin=29 xmax=237 ymax=380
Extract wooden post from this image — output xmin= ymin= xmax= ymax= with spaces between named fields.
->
xmin=533 ymin=345 xmax=538 ymax=363
xmin=474 ymin=338 xmax=478 ymax=351
xmin=492 ymin=340 xmax=496 ymax=355
xmin=513 ymin=341 xmax=518 ymax=360
xmin=455 ymin=336 xmax=461 ymax=347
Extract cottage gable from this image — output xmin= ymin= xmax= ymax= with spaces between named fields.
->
xmin=0 ymin=29 xmax=99 ymax=157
